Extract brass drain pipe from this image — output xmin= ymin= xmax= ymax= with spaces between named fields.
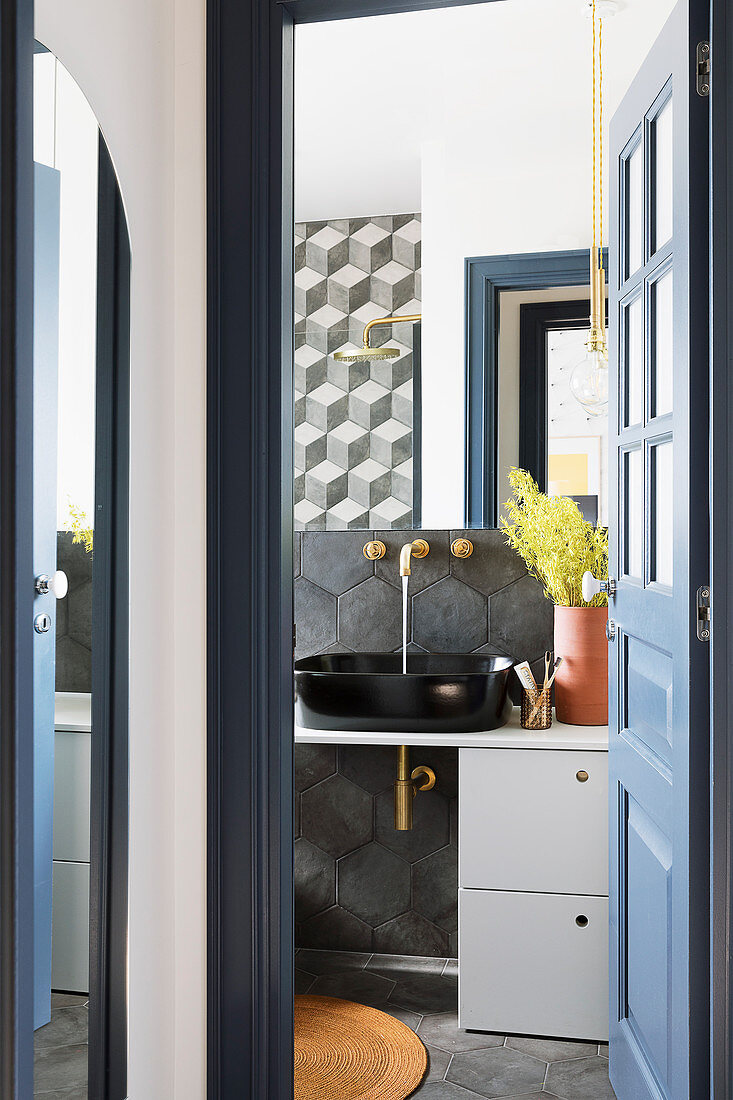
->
xmin=394 ymin=745 xmax=436 ymax=830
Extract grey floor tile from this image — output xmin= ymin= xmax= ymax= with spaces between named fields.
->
xmin=505 ymin=1036 xmax=598 ymax=1062
xmin=295 ymin=968 xmax=316 ymax=994
xmin=295 ymin=948 xmax=370 ymax=974
xmin=34 ymin=1008 xmax=88 ymax=1052
xmin=50 ymin=994 xmax=87 ymax=1009
xmin=34 ymin=1089 xmax=88 ymax=1099
xmin=309 ymin=969 xmax=395 ymax=1006
xmin=442 ymin=959 xmax=458 ymax=977
xmin=33 ymin=1045 xmax=88 ymax=1093
xmin=545 ymin=1056 xmax=616 ymax=1100
xmin=418 ymin=1012 xmax=503 ymax=1054
xmin=380 ymin=1004 xmax=422 ymax=1029
xmin=411 ymin=1082 xmax=478 ymax=1098
xmin=388 ymin=971 xmax=457 ymax=1014
xmin=367 ymin=953 xmax=447 ymax=977
xmin=446 ymin=1046 xmax=547 ymax=1098
xmin=598 ymin=1043 xmax=609 ymax=1056
xmin=424 ymin=1044 xmax=452 ymax=1081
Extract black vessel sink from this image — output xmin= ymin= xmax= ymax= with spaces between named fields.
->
xmin=294 ymin=652 xmax=514 ymax=733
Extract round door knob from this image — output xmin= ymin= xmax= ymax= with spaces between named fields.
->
xmin=582 ymin=571 xmax=616 ymax=602
xmin=35 ymin=570 xmax=69 ymax=599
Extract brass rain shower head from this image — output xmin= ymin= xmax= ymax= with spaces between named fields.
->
xmin=332 ymin=312 xmax=421 ymax=362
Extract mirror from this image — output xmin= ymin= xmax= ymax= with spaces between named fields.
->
xmin=33 ymin=43 xmax=130 ymax=1099
xmin=293 ymin=0 xmax=674 ymax=530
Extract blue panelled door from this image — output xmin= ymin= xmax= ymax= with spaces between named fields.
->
xmin=33 ymin=162 xmax=61 ymax=1029
xmin=608 ymin=4 xmax=709 ymax=1099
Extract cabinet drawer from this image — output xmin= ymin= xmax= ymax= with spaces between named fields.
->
xmin=53 ymin=730 xmax=91 ymax=862
xmin=459 ymin=748 xmax=608 ymax=895
xmin=459 ymin=887 xmax=608 ymax=1041
xmin=51 ymin=861 xmax=90 ymax=994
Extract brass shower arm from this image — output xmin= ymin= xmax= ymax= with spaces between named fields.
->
xmin=361 ymin=313 xmax=422 ymax=349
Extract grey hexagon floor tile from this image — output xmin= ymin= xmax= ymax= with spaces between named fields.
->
xmin=446 ymin=1046 xmax=547 ymax=1098
xmin=295 ymin=948 xmax=371 ymax=974
xmin=34 ymin=1007 xmax=88 ymax=1051
xmin=367 ymin=953 xmax=447 ymax=978
xmin=33 ymin=1045 xmax=88 ymax=1093
xmin=418 ymin=1012 xmax=503 ymax=1054
xmin=545 ymin=1056 xmax=615 ymax=1100
xmin=413 ymin=575 xmax=488 ymax=652
xmin=411 ymin=1082 xmax=477 ymax=1098
xmin=338 ymin=842 xmax=411 ymax=926
xmin=388 ymin=970 xmax=457 ymax=1015
xmin=505 ymin=1036 xmax=598 ymax=1063
xmin=423 ymin=1044 xmax=452 ymax=1082
xmin=300 ymin=773 xmax=372 ymax=858
xmin=301 ymin=530 xmax=374 ymax=595
xmin=379 ymin=1004 xmax=423 ymax=1030
xmin=294 ymin=968 xmax=316 ymax=994
xmin=309 ymin=968 xmax=395 ymax=1007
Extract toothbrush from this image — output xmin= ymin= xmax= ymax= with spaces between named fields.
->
xmin=526 ymin=656 xmax=563 ymax=725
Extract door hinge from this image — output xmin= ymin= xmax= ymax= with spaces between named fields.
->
xmin=696 ymin=42 xmax=710 ymax=97
xmin=696 ymin=585 xmax=711 ymax=641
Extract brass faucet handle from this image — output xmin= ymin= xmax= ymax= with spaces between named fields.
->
xmin=411 ymin=538 xmax=430 ymax=559
xmin=363 ymin=540 xmax=387 ymax=560
xmin=451 ymin=538 xmax=474 ymax=559
xmin=411 ymin=765 xmax=436 ymax=792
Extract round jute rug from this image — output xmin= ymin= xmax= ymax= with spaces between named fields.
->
xmin=294 ymin=995 xmax=427 ymax=1100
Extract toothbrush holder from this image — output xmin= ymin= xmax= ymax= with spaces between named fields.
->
xmin=520 ymin=686 xmax=552 ymax=731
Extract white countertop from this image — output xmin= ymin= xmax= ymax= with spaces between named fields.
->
xmin=295 ymin=706 xmax=608 ymax=750
xmin=55 ymin=692 xmax=92 ymax=733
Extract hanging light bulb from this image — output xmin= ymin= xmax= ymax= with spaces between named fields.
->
xmin=571 ymin=0 xmax=609 ymax=417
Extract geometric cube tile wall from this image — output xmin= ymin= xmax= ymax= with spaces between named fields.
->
xmin=294 ymin=214 xmax=421 ymax=530
xmin=294 ymin=528 xmax=555 ymax=957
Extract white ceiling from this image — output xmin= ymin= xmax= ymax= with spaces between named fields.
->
xmin=294 ymin=0 xmax=676 ymax=222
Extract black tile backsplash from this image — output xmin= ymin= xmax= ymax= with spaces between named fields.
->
xmin=294 ymin=529 xmax=554 ymax=957
xmin=56 ymin=532 xmax=93 ymax=693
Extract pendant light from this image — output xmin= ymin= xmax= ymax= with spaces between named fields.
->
xmin=570 ymin=0 xmax=609 ymax=417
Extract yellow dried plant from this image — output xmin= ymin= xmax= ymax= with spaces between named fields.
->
xmin=501 ymin=468 xmax=608 ymax=607
xmin=66 ymin=499 xmax=94 ymax=557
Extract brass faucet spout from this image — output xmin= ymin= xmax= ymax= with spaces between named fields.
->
xmin=399 ymin=538 xmax=429 ymax=577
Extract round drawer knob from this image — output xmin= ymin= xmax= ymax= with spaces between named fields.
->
xmin=576 ymin=914 xmax=589 ymax=928
xmin=576 ymin=770 xmax=589 ymax=783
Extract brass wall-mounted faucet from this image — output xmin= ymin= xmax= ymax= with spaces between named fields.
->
xmin=394 ymin=745 xmax=436 ymax=830
xmin=399 ymin=538 xmax=429 ymax=576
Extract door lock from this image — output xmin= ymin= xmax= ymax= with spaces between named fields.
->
xmin=605 ymin=619 xmax=617 ymax=642
xmin=34 ymin=613 xmax=52 ymax=634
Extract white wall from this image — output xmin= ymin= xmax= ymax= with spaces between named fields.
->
xmin=35 ymin=1 xmax=206 ymax=1097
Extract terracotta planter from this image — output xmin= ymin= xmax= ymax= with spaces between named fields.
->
xmin=553 ymin=605 xmax=608 ymax=726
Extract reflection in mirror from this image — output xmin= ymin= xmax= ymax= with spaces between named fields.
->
xmin=33 ymin=44 xmax=129 ymax=1100
xmin=293 ymin=1 xmax=672 ymax=531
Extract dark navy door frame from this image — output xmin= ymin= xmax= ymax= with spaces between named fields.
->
xmin=0 ymin=0 xmax=35 ymax=1093
xmin=464 ymin=249 xmax=606 ymax=527
xmin=206 ymin=1 xmax=732 ymax=1098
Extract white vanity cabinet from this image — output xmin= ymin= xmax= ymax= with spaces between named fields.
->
xmin=458 ymin=736 xmax=609 ymax=1041
xmin=52 ymin=693 xmax=92 ymax=993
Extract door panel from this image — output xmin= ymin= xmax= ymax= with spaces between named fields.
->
xmin=608 ymin=4 xmax=709 ymax=1098
xmin=32 ymin=162 xmax=61 ymax=1029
